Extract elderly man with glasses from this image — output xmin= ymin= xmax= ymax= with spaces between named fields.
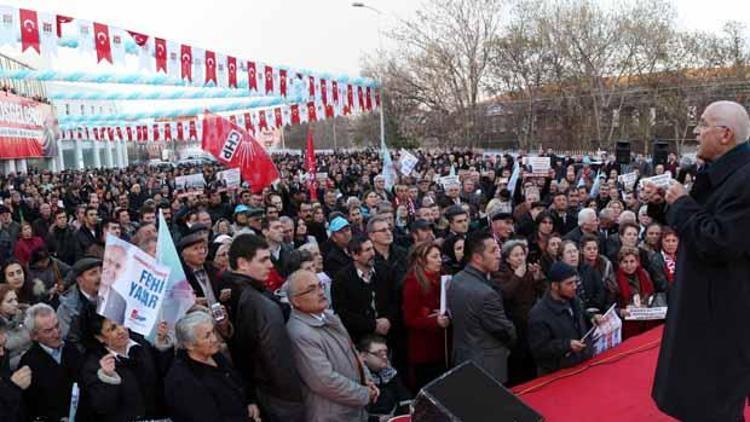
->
xmin=286 ymin=269 xmax=378 ymax=422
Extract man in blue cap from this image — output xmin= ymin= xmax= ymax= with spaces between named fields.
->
xmin=322 ymin=216 xmax=353 ymax=278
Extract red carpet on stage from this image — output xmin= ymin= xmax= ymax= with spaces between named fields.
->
xmin=511 ymin=326 xmax=750 ymax=421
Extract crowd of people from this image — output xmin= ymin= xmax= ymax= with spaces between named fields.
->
xmin=0 ymin=140 xmax=697 ymax=421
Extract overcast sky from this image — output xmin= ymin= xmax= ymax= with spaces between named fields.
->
xmin=7 ymin=0 xmax=749 ymax=77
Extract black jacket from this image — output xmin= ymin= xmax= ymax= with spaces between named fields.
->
xmin=164 ymin=350 xmax=248 ymax=422
xmin=577 ymin=264 xmax=607 ymax=313
xmin=182 ymin=261 xmax=221 ymax=302
xmin=20 ymin=341 xmax=84 ymax=422
xmin=322 ymin=240 xmax=351 ymax=278
xmin=47 ymin=225 xmax=77 ymax=266
xmin=552 ymin=210 xmax=577 ymax=238
xmin=331 ymin=263 xmax=398 ymax=343
xmin=74 ymin=226 xmax=100 ymax=261
xmin=0 ymin=357 xmax=23 ymax=422
xmin=227 ymin=271 xmax=303 ymax=415
xmin=80 ymin=334 xmax=172 ymax=422
xmin=527 ymin=292 xmax=593 ymax=375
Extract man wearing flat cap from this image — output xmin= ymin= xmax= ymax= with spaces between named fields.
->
xmin=179 ymin=232 xmax=222 ymax=306
xmin=527 ymin=262 xmax=594 ymax=375
xmin=57 ymin=257 xmax=102 ymax=352
xmin=489 ymin=208 xmax=515 ymax=246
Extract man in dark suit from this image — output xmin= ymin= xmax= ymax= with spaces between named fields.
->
xmin=551 ymin=192 xmax=577 ymax=236
xmin=20 ymin=303 xmax=84 ymax=421
xmin=74 ymin=206 xmax=100 ymax=260
xmin=262 ymin=217 xmax=294 ymax=276
xmin=651 ymin=101 xmax=750 ymax=421
xmin=332 ymin=236 xmax=397 ymax=344
xmin=447 ymin=231 xmax=517 ymax=384
xmin=179 ymin=233 xmax=224 ymax=305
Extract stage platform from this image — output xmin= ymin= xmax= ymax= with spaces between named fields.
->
xmin=511 ymin=325 xmax=750 ymax=421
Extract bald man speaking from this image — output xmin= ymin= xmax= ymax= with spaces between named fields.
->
xmin=650 ymin=101 xmax=750 ymax=421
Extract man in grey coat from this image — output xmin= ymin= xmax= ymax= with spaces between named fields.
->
xmin=286 ymin=269 xmax=377 ymax=422
xmin=447 ymin=231 xmax=517 ymax=384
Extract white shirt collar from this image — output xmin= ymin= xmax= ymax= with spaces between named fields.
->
xmin=356 ymin=266 xmax=375 ymax=283
xmin=107 ymin=339 xmax=139 ymax=359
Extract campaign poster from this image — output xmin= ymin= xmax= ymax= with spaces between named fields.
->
xmin=99 ymin=235 xmax=171 ymax=335
xmin=591 ymin=304 xmax=622 ymax=356
xmin=0 ymin=92 xmax=59 ymax=159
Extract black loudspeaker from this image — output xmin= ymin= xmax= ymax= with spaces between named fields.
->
xmin=412 ymin=362 xmax=544 ymax=422
xmin=652 ymin=141 xmax=669 ymax=166
xmin=616 ymin=141 xmax=631 ymax=165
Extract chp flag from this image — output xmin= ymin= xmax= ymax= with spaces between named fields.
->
xmin=201 ymin=112 xmax=279 ymax=193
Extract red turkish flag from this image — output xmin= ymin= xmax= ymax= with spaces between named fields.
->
xmin=181 ymin=45 xmax=192 ymax=82
xmin=264 ymin=65 xmax=274 ymax=94
xmin=229 ymin=115 xmax=237 ymax=125
xmin=205 ymin=50 xmax=217 ymax=85
xmin=155 ymin=38 xmax=167 ymax=73
xmin=325 ymin=104 xmax=335 ymax=119
xmin=375 ymin=90 xmax=381 ymax=107
xmin=347 ymin=84 xmax=354 ymax=108
xmin=19 ymin=9 xmax=40 ymax=53
xmin=85 ymin=128 xmax=90 ymax=139
xmin=56 ymin=15 xmax=72 ymax=37
xmin=177 ymin=122 xmax=184 ymax=140
xmin=93 ymin=128 xmax=100 ymax=141
xmin=305 ymin=129 xmax=317 ymax=201
xmin=247 ymin=62 xmax=257 ymax=91
xmin=93 ymin=23 xmax=112 ymax=63
xmin=308 ymin=76 xmax=315 ymax=97
xmin=290 ymin=104 xmax=300 ymax=125
xmin=365 ymin=87 xmax=373 ymax=111
xmin=357 ymin=86 xmax=365 ymax=110
xmin=274 ymin=108 xmax=283 ymax=128
xmin=136 ymin=126 xmax=142 ymax=141
xmin=162 ymin=124 xmax=170 ymax=141
xmin=153 ymin=124 xmax=160 ymax=141
xmin=307 ymin=102 xmax=317 ymax=122
xmin=116 ymin=127 xmax=123 ymax=140
xmin=126 ymin=126 xmax=133 ymax=141
xmin=127 ymin=30 xmax=148 ymax=46
xmin=258 ymin=110 xmax=268 ymax=131
xmin=227 ymin=56 xmax=237 ymax=88
xmin=332 ymin=81 xmax=339 ymax=104
xmin=201 ymin=112 xmax=279 ymax=194
xmin=279 ymin=69 xmax=287 ymax=97
xmin=244 ymin=113 xmax=254 ymax=134
xmin=108 ymin=128 xmax=115 ymax=141
xmin=189 ymin=120 xmax=198 ymax=140
xmin=321 ymin=79 xmax=328 ymax=105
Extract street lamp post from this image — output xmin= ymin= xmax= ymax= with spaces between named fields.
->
xmin=352 ymin=2 xmax=386 ymax=150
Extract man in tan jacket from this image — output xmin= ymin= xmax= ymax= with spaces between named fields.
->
xmin=286 ymin=270 xmax=378 ymax=422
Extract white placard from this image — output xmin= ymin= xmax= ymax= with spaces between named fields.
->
xmin=216 ymin=168 xmax=241 ymax=188
xmin=439 ymin=275 xmax=452 ymax=316
xmin=175 ymin=173 xmax=206 ymax=190
xmin=617 ymin=171 xmax=638 ymax=191
xmin=439 ymin=175 xmax=460 ymax=189
xmin=527 ymin=157 xmax=551 ymax=176
xmin=624 ymin=306 xmax=667 ymax=321
xmin=399 ymin=149 xmax=419 ymax=176
xmin=99 ymin=234 xmax=172 ymax=335
xmin=638 ymin=171 xmax=672 ymax=190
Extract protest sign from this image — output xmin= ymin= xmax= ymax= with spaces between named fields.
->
xmin=99 ymin=234 xmax=171 ymax=335
xmin=175 ymin=173 xmax=206 ymax=190
xmin=399 ymin=149 xmax=419 ymax=175
xmin=439 ymin=175 xmax=460 ymax=189
xmin=527 ymin=157 xmax=551 ymax=176
xmin=216 ymin=168 xmax=241 ymax=189
xmin=624 ymin=306 xmax=667 ymax=321
xmin=591 ymin=304 xmax=622 ymax=355
xmin=439 ymin=275 xmax=452 ymax=316
xmin=618 ymin=171 xmax=638 ymax=191
xmin=639 ymin=171 xmax=672 ymax=190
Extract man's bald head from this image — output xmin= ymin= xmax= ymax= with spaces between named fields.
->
xmin=696 ymin=101 xmax=750 ymax=161
xmin=706 ymin=101 xmax=750 ymax=140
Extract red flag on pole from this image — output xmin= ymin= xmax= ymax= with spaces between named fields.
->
xmin=201 ymin=113 xmax=279 ymax=193
xmin=305 ymin=129 xmax=318 ymax=200
xmin=19 ymin=9 xmax=41 ymax=53
xmin=155 ymin=38 xmax=167 ymax=73
xmin=181 ymin=44 xmax=193 ymax=82
xmin=93 ymin=23 xmax=112 ymax=63
xmin=56 ymin=15 xmax=72 ymax=38
xmin=279 ymin=69 xmax=287 ymax=97
xmin=247 ymin=62 xmax=257 ymax=91
xmin=227 ymin=56 xmax=237 ymax=88
xmin=290 ymin=104 xmax=300 ymax=125
xmin=205 ymin=50 xmax=217 ymax=85
xmin=264 ymin=65 xmax=274 ymax=94
xmin=307 ymin=102 xmax=317 ymax=122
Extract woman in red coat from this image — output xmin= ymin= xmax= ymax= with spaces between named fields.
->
xmin=615 ymin=246 xmax=661 ymax=339
xmin=13 ymin=221 xmax=45 ymax=266
xmin=402 ymin=241 xmax=450 ymax=390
